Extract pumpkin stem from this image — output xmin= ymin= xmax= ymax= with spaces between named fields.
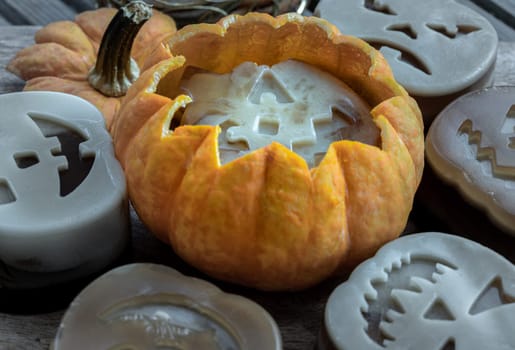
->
xmin=88 ymin=1 xmax=152 ymax=97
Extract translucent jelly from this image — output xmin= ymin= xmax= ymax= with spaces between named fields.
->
xmin=180 ymin=60 xmax=380 ymax=167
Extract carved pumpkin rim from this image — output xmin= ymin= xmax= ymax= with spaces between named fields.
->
xmin=109 ymin=12 xmax=425 ymax=290
xmin=113 ymin=12 xmax=423 ymax=174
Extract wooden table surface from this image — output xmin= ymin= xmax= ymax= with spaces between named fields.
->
xmin=1 ymin=2 xmax=515 ymax=350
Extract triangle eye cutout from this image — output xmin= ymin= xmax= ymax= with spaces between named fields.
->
xmin=469 ymin=276 xmax=515 ymax=315
xmin=368 ymin=41 xmax=432 ymax=75
xmin=426 ymin=23 xmax=481 ymax=39
xmin=364 ymin=0 xmax=397 ymax=15
xmin=0 ymin=179 xmax=16 ymax=205
xmin=14 ymin=152 xmax=39 ymax=169
xmin=387 ymin=24 xmax=417 ymax=39
xmin=28 ymin=113 xmax=95 ymax=197
xmin=248 ymin=71 xmax=294 ymax=104
xmin=424 ymin=298 xmax=455 ymax=321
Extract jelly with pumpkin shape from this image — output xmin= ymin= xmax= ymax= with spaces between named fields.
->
xmin=319 ymin=232 xmax=515 ymax=350
xmin=426 ymin=86 xmax=515 ymax=236
xmin=315 ymin=0 xmax=498 ymax=122
xmin=0 ymin=91 xmax=128 ymax=289
xmin=52 ymin=263 xmax=282 ymax=350
xmin=110 ymin=12 xmax=425 ymax=291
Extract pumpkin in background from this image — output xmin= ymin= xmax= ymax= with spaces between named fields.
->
xmin=7 ymin=2 xmax=176 ymax=128
xmin=110 ymin=12 xmax=425 ymax=291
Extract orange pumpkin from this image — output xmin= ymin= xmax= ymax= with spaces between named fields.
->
xmin=7 ymin=3 xmax=176 ymax=128
xmin=110 ymin=13 xmax=425 ymax=291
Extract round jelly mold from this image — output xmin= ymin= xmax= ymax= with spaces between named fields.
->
xmin=319 ymin=232 xmax=515 ymax=350
xmin=52 ymin=263 xmax=282 ymax=350
xmin=0 ymin=91 xmax=129 ymax=289
xmin=315 ymin=0 xmax=498 ymax=122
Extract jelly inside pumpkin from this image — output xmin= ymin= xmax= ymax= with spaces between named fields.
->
xmin=178 ymin=60 xmax=380 ymax=167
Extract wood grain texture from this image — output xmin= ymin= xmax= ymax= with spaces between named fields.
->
xmin=0 ymin=313 xmax=61 ymax=350
xmin=0 ymin=0 xmax=77 ymax=25
xmin=0 ymin=26 xmax=35 ymax=94
xmin=0 ymin=26 xmax=514 ymax=350
xmin=60 ymin=0 xmax=97 ymax=13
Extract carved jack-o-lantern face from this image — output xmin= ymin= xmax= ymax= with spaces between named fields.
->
xmin=1 ymin=110 xmax=93 ymax=205
xmin=426 ymin=86 xmax=515 ymax=236
xmin=109 ymin=12 xmax=425 ymax=291
xmin=323 ymin=232 xmax=515 ymax=350
xmin=315 ymin=0 xmax=498 ymax=97
xmin=0 ymin=92 xmax=128 ymax=288
xmin=180 ymin=60 xmax=379 ymax=167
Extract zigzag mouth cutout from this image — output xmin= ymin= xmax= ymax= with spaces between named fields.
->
xmin=458 ymin=119 xmax=515 ymax=180
xmin=361 ymin=254 xmax=457 ymax=346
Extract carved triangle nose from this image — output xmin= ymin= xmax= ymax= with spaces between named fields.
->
xmin=248 ymin=70 xmax=295 ymax=105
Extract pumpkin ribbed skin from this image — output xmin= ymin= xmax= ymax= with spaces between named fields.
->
xmin=7 ymin=7 xmax=176 ymax=128
xmin=111 ymin=13 xmax=424 ymax=291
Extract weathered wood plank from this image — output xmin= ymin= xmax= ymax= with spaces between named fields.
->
xmin=60 ymin=0 xmax=96 ymax=13
xmin=0 ymin=313 xmax=62 ymax=350
xmin=0 ymin=26 xmax=36 ymax=93
xmin=1 ymin=0 xmax=76 ymax=25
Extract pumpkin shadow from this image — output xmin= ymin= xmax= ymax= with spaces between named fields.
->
xmin=0 ymin=241 xmax=133 ymax=315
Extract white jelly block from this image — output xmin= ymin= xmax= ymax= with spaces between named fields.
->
xmin=180 ymin=60 xmax=378 ymax=167
xmin=0 ymin=91 xmax=128 ymax=288
xmin=52 ymin=263 xmax=282 ymax=350
xmin=320 ymin=232 xmax=515 ymax=350
xmin=315 ymin=0 xmax=498 ymax=121
xmin=426 ymin=86 xmax=515 ymax=236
